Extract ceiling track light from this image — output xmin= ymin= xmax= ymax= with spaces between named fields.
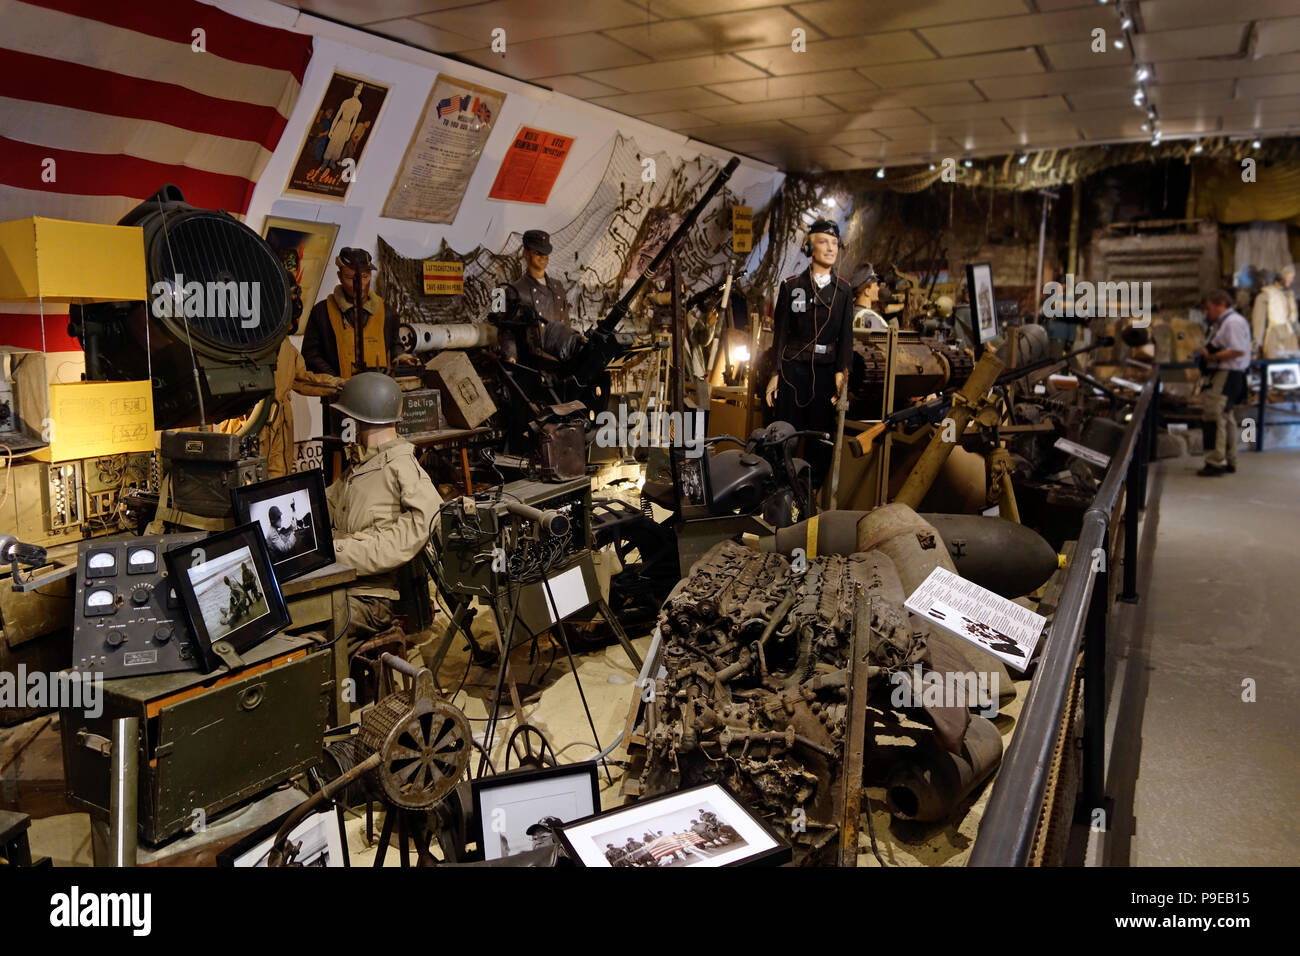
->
xmin=876 ymin=167 xmax=886 ymax=179
xmin=962 ymin=158 xmax=973 ymax=168
xmin=1137 ymin=66 xmax=1150 ymax=81
xmin=1193 ymin=141 xmax=1204 ymax=153
xmin=1252 ymin=139 xmax=1262 ymax=149
xmin=1018 ymin=153 xmax=1029 ymax=165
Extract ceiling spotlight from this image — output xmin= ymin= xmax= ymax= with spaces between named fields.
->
xmin=1193 ymin=142 xmax=1204 ymax=153
xmin=1122 ymin=18 xmax=1133 ymax=30
xmin=1018 ymin=153 xmax=1029 ymax=165
xmin=1140 ymin=123 xmax=1148 ymax=131
xmin=963 ymin=158 xmax=973 ymax=168
xmin=1133 ymin=90 xmax=1144 ymax=104
xmin=821 ymin=196 xmax=834 ymax=207
xmin=876 ymin=167 xmax=886 ymax=179
xmin=1137 ymin=67 xmax=1150 ymax=81
xmin=1113 ymin=39 xmax=1125 ymax=49
xmin=928 ymin=162 xmax=936 ymax=171
xmin=1252 ymin=139 xmax=1262 ymax=149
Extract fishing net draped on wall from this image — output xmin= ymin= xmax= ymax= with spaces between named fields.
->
xmin=378 ymin=135 xmax=767 ymax=334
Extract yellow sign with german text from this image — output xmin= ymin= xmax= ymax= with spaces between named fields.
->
xmin=422 ymin=260 xmax=464 ymax=295
xmin=732 ymin=205 xmax=753 ymax=255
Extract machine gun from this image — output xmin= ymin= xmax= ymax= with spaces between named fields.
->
xmin=568 ymin=156 xmax=740 ymax=380
xmin=850 ymin=335 xmax=1118 ymax=455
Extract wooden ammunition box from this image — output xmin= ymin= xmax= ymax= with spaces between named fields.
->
xmin=425 ymin=351 xmax=496 ymax=428
xmin=59 ymin=634 xmax=331 ymax=845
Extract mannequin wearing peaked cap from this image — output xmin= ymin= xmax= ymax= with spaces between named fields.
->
xmin=851 ymin=262 xmax=892 ymax=331
xmin=503 ymin=229 xmax=583 ymax=362
xmin=765 ymin=218 xmax=854 ymax=490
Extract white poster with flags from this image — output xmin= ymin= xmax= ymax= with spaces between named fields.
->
xmin=382 ymin=74 xmax=505 ymax=224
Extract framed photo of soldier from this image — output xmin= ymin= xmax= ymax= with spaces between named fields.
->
xmin=231 ymin=471 xmax=334 ymax=584
xmin=164 ymin=523 xmax=290 ymax=672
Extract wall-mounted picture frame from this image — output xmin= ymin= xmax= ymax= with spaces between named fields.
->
xmin=261 ymin=216 xmax=340 ymax=334
xmin=559 ymin=782 xmax=790 ymax=868
xmin=471 ymin=762 xmax=600 ymax=862
xmin=285 ymin=71 xmax=390 ymax=204
xmin=231 ymin=470 xmax=334 ymax=584
xmin=164 ymin=523 xmax=290 ymax=672
xmin=966 ymin=262 xmax=998 ymax=348
xmin=216 ymin=807 xmax=348 ymax=868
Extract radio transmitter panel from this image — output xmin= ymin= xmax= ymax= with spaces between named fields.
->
xmin=71 ymin=531 xmax=207 ymax=679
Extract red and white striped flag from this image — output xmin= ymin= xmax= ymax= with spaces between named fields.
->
xmin=0 ymin=0 xmax=313 ymax=226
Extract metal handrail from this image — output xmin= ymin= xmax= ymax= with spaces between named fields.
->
xmin=969 ymin=374 xmax=1159 ymax=866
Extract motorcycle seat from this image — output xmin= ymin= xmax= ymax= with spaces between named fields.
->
xmin=641 ymin=479 xmax=677 ymax=510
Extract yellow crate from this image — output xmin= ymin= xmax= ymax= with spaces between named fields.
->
xmin=0 ymin=217 xmax=146 ymax=303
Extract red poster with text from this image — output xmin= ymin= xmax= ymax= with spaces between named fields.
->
xmin=488 ymin=126 xmax=574 ymax=204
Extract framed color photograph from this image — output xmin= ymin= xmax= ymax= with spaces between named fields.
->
xmin=966 ymin=262 xmax=998 ymax=347
xmin=164 ymin=523 xmax=290 ymax=672
xmin=231 ymin=470 xmax=334 ymax=584
xmin=559 ymin=782 xmax=790 ymax=868
xmin=472 ymin=762 xmax=600 ymax=861
xmin=261 ymin=217 xmax=340 ymax=334
xmin=216 ymin=808 xmax=348 ymax=868
xmin=285 ymin=71 xmax=389 ymax=203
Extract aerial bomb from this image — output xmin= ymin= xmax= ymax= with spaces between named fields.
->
xmin=885 ymin=714 xmax=1004 ymax=822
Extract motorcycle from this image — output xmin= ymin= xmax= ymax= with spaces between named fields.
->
xmin=591 ymin=421 xmax=828 ymax=625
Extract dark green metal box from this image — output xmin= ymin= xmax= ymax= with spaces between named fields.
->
xmin=59 ymin=635 xmax=331 ymax=845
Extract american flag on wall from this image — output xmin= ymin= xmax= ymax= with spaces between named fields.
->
xmin=0 ymin=0 xmax=314 ymax=348
xmin=0 ymin=0 xmax=313 ymax=225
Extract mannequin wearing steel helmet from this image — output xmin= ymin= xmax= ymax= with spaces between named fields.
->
xmin=324 ymin=372 xmax=443 ymax=663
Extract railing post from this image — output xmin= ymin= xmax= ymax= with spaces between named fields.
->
xmin=1078 ymin=540 xmax=1109 ymax=822
xmin=1119 ymin=422 xmax=1143 ymax=603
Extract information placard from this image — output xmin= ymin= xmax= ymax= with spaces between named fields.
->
xmin=905 ymin=566 xmax=1046 ymax=673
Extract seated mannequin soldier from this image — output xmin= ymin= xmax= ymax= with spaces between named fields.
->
xmin=851 ymin=262 xmax=890 ymax=331
xmin=324 ymin=373 xmax=443 ymax=661
xmin=764 ymin=218 xmax=854 ymax=490
xmin=303 ymin=247 xmax=418 ymax=376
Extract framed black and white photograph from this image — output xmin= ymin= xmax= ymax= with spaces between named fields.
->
xmin=1267 ymin=362 xmax=1300 ymax=390
xmin=559 ymin=782 xmax=790 ymax=868
xmin=232 ymin=470 xmax=334 ymax=583
xmin=164 ymin=523 xmax=290 ymax=672
xmin=966 ymin=262 xmax=998 ymax=347
xmin=216 ymin=808 xmax=348 ymax=868
xmin=472 ymin=762 xmax=600 ymax=861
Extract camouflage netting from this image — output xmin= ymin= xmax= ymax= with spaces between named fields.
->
xmin=378 ymin=135 xmax=769 ymax=335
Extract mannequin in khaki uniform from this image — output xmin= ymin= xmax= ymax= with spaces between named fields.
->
xmin=1250 ymin=266 xmax=1299 ymax=358
xmin=325 ymin=373 xmax=444 ymax=654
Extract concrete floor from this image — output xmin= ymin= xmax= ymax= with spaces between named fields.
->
xmin=1100 ymin=447 xmax=1300 ymax=866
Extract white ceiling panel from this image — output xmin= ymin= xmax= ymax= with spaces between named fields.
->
xmin=792 ymin=0 xmax=1029 ymax=34
xmin=604 ymin=8 xmax=825 ymax=60
xmin=825 ymin=81 xmax=986 ymax=112
xmin=689 ymin=95 xmax=845 ymax=125
xmin=707 ymin=70 xmax=875 ymax=104
xmin=1140 ymin=0 xmax=1298 ymax=33
xmin=735 ymin=33 xmax=936 ymax=76
xmin=861 ymin=49 xmax=1043 ymax=87
xmin=1255 ymin=16 xmax=1300 ymax=58
xmin=581 ymin=54 xmax=766 ymax=94
xmin=918 ymin=7 xmax=1113 ymax=58
xmin=460 ymin=33 xmax=651 ymax=79
xmin=1132 ymin=25 xmax=1250 ymax=63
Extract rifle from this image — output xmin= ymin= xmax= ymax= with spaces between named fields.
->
xmin=570 ymin=156 xmax=741 ymax=379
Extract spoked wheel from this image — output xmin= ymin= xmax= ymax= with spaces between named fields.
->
xmin=359 ymin=669 xmax=471 ymax=810
xmin=504 ymin=723 xmax=557 ymax=771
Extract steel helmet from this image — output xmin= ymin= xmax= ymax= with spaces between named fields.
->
xmin=331 ymin=372 xmax=402 ymax=425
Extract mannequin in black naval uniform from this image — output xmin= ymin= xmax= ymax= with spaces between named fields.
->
xmin=764 ymin=218 xmax=853 ymax=490
xmin=503 ymin=229 xmax=583 ymax=363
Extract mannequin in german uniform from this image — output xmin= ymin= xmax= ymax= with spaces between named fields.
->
xmin=502 ymin=229 xmax=583 ymax=363
xmin=764 ymin=218 xmax=854 ymax=489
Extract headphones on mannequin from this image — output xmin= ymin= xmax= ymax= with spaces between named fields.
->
xmin=802 ymin=218 xmax=840 ymax=259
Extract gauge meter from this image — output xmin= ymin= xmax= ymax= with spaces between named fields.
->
xmin=85 ymin=586 xmax=117 ymax=616
xmin=127 ymin=547 xmax=157 ymax=574
xmin=86 ymin=549 xmax=117 ymax=577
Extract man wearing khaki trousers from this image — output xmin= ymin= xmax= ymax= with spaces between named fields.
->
xmin=1196 ymin=289 xmax=1252 ymax=477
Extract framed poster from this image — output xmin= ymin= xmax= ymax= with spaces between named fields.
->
xmin=487 ymin=126 xmax=574 ymax=205
xmin=261 ymin=216 xmax=339 ymax=334
xmin=285 ymin=72 xmax=390 ymax=202
xmin=382 ymin=74 xmax=506 ymax=224
xmin=559 ymin=782 xmax=790 ymax=868
xmin=966 ymin=261 xmax=998 ymax=348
